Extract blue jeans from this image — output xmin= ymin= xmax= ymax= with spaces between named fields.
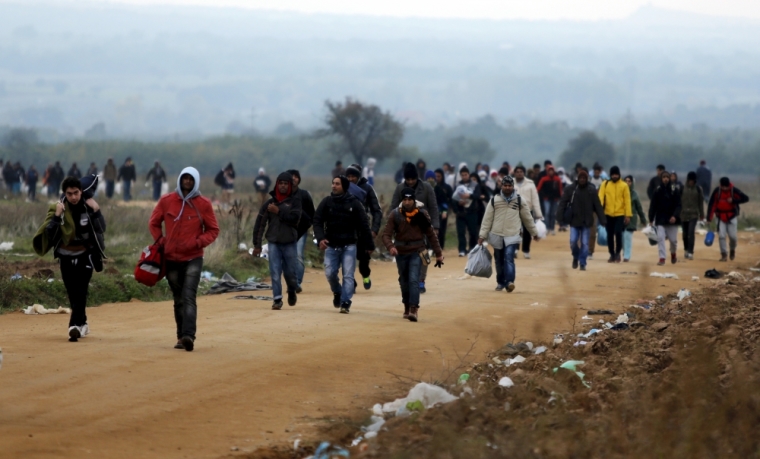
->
xmin=268 ymin=242 xmax=299 ymax=301
xmin=122 ymin=180 xmax=132 ymax=201
xmin=152 ymin=180 xmax=162 ymax=201
xmin=105 ymin=180 xmax=115 ymax=198
xmin=396 ymin=253 xmax=422 ymax=306
xmin=570 ymin=226 xmax=591 ymax=267
xmin=623 ymin=230 xmax=634 ymax=261
xmin=295 ymin=233 xmax=307 ymax=286
xmin=11 ymin=182 xmax=21 ymax=195
xmin=496 ymin=244 xmax=518 ymax=286
xmin=543 ymin=200 xmax=558 ymax=231
xmin=324 ymin=245 xmax=357 ymax=306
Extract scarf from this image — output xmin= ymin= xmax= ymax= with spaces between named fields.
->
xmin=275 ymin=183 xmax=291 ymax=203
xmin=501 ymin=190 xmax=516 ymax=202
xmin=403 ymin=208 xmax=419 ymax=223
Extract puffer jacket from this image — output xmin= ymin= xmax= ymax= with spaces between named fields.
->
xmin=680 ymin=184 xmax=705 ymax=222
xmin=556 ymin=182 xmax=606 ymax=228
xmin=479 ymin=192 xmax=538 ymax=240
xmin=313 ymin=192 xmax=375 ymax=250
xmin=513 ymin=178 xmax=543 ymax=218
xmin=382 ymin=203 xmax=442 ymax=256
xmin=252 ymin=173 xmax=303 ymax=247
xmin=648 ymin=185 xmax=682 ymax=226
xmin=390 ymin=180 xmax=440 ymax=229
xmin=599 ymin=179 xmax=632 ymax=218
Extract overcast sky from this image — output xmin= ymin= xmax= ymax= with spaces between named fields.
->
xmin=54 ymin=0 xmax=760 ymax=20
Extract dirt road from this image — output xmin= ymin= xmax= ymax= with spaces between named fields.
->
xmin=1 ymin=231 xmax=758 ymax=458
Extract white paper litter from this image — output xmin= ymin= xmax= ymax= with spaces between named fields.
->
xmin=534 ymin=346 xmax=547 ymax=355
xmin=692 ymin=276 xmax=700 ymax=281
xmin=0 ymin=242 xmax=14 ymax=251
xmin=498 ymin=377 xmax=515 ymax=387
xmin=677 ymin=289 xmax=691 ymax=301
xmin=505 ymin=355 xmax=526 ymax=366
xmin=650 ymin=272 xmax=679 ymax=279
xmin=381 ymin=383 xmax=458 ymax=414
xmin=615 ymin=314 xmax=629 ymax=324
xmin=23 ymin=304 xmax=71 ymax=315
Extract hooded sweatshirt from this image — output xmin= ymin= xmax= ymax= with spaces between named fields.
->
xmin=252 ymin=172 xmax=302 ymax=247
xmin=626 ymin=180 xmax=647 ymax=231
xmin=680 ymin=176 xmax=705 ymax=222
xmin=149 ymin=167 xmax=220 ymax=262
xmin=362 ymin=158 xmax=376 ymax=186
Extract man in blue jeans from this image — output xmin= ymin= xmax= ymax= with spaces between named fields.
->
xmin=382 ymin=188 xmax=444 ymax=322
xmin=252 ymin=172 xmax=303 ymax=310
xmin=556 ymin=169 xmax=607 ymax=271
xmin=312 ymin=176 xmax=374 ymax=314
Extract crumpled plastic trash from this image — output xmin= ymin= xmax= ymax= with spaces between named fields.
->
xmin=533 ymin=346 xmax=547 ymax=355
xmin=615 ymin=314 xmax=629 ymax=324
xmin=553 ymin=360 xmax=591 ymax=388
xmin=573 ymin=340 xmax=588 ymax=346
xmin=580 ymin=328 xmax=602 ymax=338
xmin=651 ymin=272 xmax=679 ymax=279
xmin=363 ymin=415 xmax=386 ymax=433
xmin=677 ymin=289 xmax=691 ymax=301
xmin=505 ymin=355 xmax=526 ymax=366
xmin=23 ymin=304 xmax=71 ymax=315
xmin=458 ymin=373 xmax=470 ymax=384
xmin=498 ymin=377 xmax=514 ymax=387
xmin=381 ymin=383 xmax=458 ymax=415
xmin=728 ymin=271 xmax=745 ymax=280
xmin=10 ymin=272 xmax=22 ymax=281
xmin=0 ymin=241 xmax=14 ymax=251
xmin=238 ymin=242 xmax=248 ymax=251
xmin=312 ymin=441 xmax=349 ymax=459
xmin=200 ymin=271 xmax=214 ymax=280
xmin=553 ymin=334 xmax=564 ymax=345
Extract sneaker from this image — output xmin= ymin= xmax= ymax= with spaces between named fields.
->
xmin=580 ymin=265 xmax=586 ymax=271
xmin=671 ymin=253 xmax=677 ymax=264
xmin=408 ymin=306 xmax=419 ymax=322
xmin=720 ymin=253 xmax=728 ymax=262
xmin=550 ymin=230 xmax=556 ymax=236
xmin=174 ymin=340 xmax=184 ymax=349
xmin=459 ymin=252 xmax=466 ymax=257
xmin=68 ymin=326 xmax=81 ymax=342
xmin=80 ymin=324 xmax=90 ymax=337
xmin=588 ymin=254 xmax=594 ymax=261
xmin=333 ymin=293 xmax=341 ymax=308
xmin=296 ymin=285 xmax=303 ymax=294
xmin=287 ymin=290 xmax=297 ymax=306
xmin=506 ymin=283 xmax=515 ymax=293
xmin=339 ymin=302 xmax=350 ymax=314
xmin=615 ymin=254 xmax=622 ymax=263
xmin=363 ymin=277 xmax=372 ymax=290
xmin=730 ymin=250 xmax=735 ymax=261
xmin=607 ymin=256 xmax=616 ymax=263
xmin=403 ymin=304 xmax=410 ymax=319
xmin=523 ymin=252 xmax=531 ymax=259
xmin=181 ymin=335 xmax=194 ymax=352
xmin=623 ymin=258 xmax=630 ymax=262
xmin=419 ymin=281 xmax=426 ymax=294
xmin=272 ymin=300 xmax=283 ymax=310
xmin=657 ymin=258 xmax=666 ymax=266
xmin=572 ymin=258 xmax=579 ymax=269
xmin=495 ymin=284 xmax=505 ymax=291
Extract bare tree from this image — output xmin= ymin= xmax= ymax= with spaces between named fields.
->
xmin=315 ymin=98 xmax=404 ymax=166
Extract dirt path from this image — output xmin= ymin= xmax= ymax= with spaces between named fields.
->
xmin=1 ymin=231 xmax=758 ymax=458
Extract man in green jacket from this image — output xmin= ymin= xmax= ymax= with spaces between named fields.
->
xmin=680 ymin=171 xmax=705 ymax=260
xmin=623 ymin=176 xmax=648 ymax=262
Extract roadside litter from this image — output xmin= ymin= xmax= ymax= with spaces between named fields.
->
xmin=587 ymin=309 xmax=614 ymax=315
xmin=705 ymin=269 xmax=723 ymax=279
xmin=498 ymin=377 xmax=515 ymax=387
xmin=310 ymin=441 xmax=349 ymax=459
xmin=229 ymin=295 xmax=274 ymax=301
xmin=0 ymin=241 xmax=14 ymax=251
xmin=206 ymin=273 xmax=272 ymax=295
xmin=10 ymin=272 xmax=23 ymax=281
xmin=677 ymin=289 xmax=691 ymax=301
xmin=379 ymin=382 xmax=458 ymax=416
xmin=692 ymin=276 xmax=700 ymax=281
xmin=23 ymin=304 xmax=71 ymax=315
xmin=238 ymin=243 xmax=248 ymax=251
xmin=650 ymin=272 xmax=679 ymax=279
xmin=553 ymin=360 xmax=590 ymax=388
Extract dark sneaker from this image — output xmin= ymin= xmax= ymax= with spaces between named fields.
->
xmin=174 ymin=340 xmax=184 ymax=349
xmin=495 ymin=284 xmax=505 ymax=291
xmin=403 ymin=304 xmax=410 ymax=319
xmin=296 ymin=285 xmax=303 ymax=294
xmin=506 ymin=283 xmax=515 ymax=293
xmin=181 ymin=336 xmax=194 ymax=352
xmin=408 ymin=306 xmax=419 ymax=322
xmin=615 ymin=254 xmax=622 ymax=263
xmin=607 ymin=256 xmax=616 ymax=263
xmin=363 ymin=277 xmax=372 ymax=290
xmin=287 ymin=290 xmax=297 ymax=306
xmin=333 ymin=293 xmax=341 ymax=308
xmin=419 ymin=281 xmax=426 ymax=294
xmin=580 ymin=265 xmax=586 ymax=271
xmin=272 ymin=300 xmax=283 ymax=310
xmin=671 ymin=253 xmax=677 ymax=264
xmin=720 ymin=253 xmax=728 ymax=262
xmin=68 ymin=326 xmax=81 ymax=342
xmin=730 ymin=250 xmax=735 ymax=261
xmin=572 ymin=258 xmax=579 ymax=269
xmin=340 ymin=301 xmax=352 ymax=313
xmin=339 ymin=306 xmax=350 ymax=314
xmin=657 ymin=258 xmax=666 ymax=266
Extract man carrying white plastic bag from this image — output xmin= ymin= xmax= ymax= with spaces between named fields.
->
xmin=477 ymin=175 xmax=539 ymax=292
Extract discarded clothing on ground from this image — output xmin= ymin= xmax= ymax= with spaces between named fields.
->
xmin=23 ymin=304 xmax=71 ymax=315
xmin=206 ymin=273 xmax=272 ymax=295
xmin=229 ymin=295 xmax=274 ymax=301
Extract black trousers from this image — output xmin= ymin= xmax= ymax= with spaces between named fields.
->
xmin=682 ymin=219 xmax=697 ymax=253
xmin=166 ymin=258 xmax=203 ymax=340
xmin=438 ymin=216 xmax=448 ymax=249
xmin=605 ymin=216 xmax=625 ymax=256
xmin=60 ymin=253 xmax=94 ymax=327
xmin=357 ymin=243 xmax=371 ymax=279
xmin=456 ymin=213 xmax=479 ymax=254
xmin=519 ymin=224 xmax=532 ymax=253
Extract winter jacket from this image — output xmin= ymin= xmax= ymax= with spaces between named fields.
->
xmin=117 ymin=164 xmax=136 ymax=182
xmin=626 ymin=187 xmax=647 ymax=231
xmin=146 ymin=166 xmax=167 ymax=182
xmin=680 ymin=184 xmax=705 ymax=222
xmin=355 ymin=177 xmax=383 ymax=234
xmin=708 ymin=184 xmax=749 ymax=223
xmin=26 ymin=169 xmax=38 ymax=185
xmin=252 ymin=174 xmax=303 ymax=247
xmin=647 ymin=175 xmax=661 ymax=200
xmin=51 ymin=165 xmax=65 ymax=183
xmin=103 ymin=162 xmax=117 ymax=181
xmin=35 ymin=201 xmax=106 ymax=263
xmin=293 ymin=188 xmax=315 ymax=238
xmin=67 ymin=166 xmax=82 ymax=179
xmin=599 ymin=179 xmax=632 ymax=218
xmin=390 ymin=180 xmax=439 ymax=228
xmin=513 ymin=178 xmax=543 ymax=218
xmin=479 ymin=192 xmax=538 ymax=241
xmin=382 ymin=204 xmax=442 ymax=257
xmin=696 ymin=166 xmax=712 ymax=197
xmin=313 ymin=192 xmax=375 ymax=250
xmin=253 ymin=175 xmax=272 ymax=193
xmin=536 ymin=175 xmax=563 ymax=202
xmin=434 ymin=182 xmax=453 ymax=214
xmin=451 ymin=180 xmax=480 ymax=216
xmin=149 ymin=168 xmax=220 ymax=262
xmin=648 ymin=185 xmax=682 ymax=227
xmin=556 ymin=182 xmax=606 ymax=229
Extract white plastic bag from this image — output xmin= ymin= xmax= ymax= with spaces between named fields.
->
xmin=115 ymin=182 xmax=122 ymax=195
xmin=464 ymin=244 xmax=492 ymax=278
xmin=642 ymin=225 xmax=658 ymax=246
xmin=161 ymin=182 xmax=169 ymax=195
xmin=535 ymin=220 xmax=547 ymax=239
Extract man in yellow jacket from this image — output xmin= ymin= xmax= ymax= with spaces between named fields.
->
xmin=598 ymin=166 xmax=632 ymax=263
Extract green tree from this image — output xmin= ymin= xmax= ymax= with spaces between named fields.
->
xmin=558 ymin=131 xmax=616 ymax=169
xmin=315 ymin=98 xmax=404 ymax=165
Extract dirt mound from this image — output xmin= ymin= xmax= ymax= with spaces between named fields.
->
xmin=0 ymin=257 xmax=58 ymax=278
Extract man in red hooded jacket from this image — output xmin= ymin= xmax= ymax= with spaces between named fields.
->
xmin=707 ymin=177 xmax=749 ymax=261
xmin=149 ymin=167 xmax=220 ymax=351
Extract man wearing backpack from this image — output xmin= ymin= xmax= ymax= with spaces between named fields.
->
xmin=346 ymin=164 xmax=383 ymax=290
xmin=149 ymin=167 xmax=220 ymax=351
xmin=708 ymin=177 xmax=750 ymax=261
xmin=382 ymin=188 xmax=443 ymax=322
xmin=556 ymin=169 xmax=606 ymax=271
xmin=252 ymin=172 xmax=303 ymax=310
xmin=478 ymin=175 xmax=539 ymax=292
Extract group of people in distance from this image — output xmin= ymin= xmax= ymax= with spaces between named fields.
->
xmin=31 ymin=157 xmax=750 ymax=351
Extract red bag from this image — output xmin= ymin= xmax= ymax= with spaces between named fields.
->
xmin=134 ymin=242 xmax=165 ymax=287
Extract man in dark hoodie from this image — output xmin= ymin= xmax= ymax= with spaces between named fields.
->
xmin=117 ymin=157 xmax=136 ymax=202
xmin=252 ymin=172 xmax=303 ymax=310
xmin=416 ymin=159 xmax=428 ymax=181
xmin=346 ymin=164 xmax=383 ymax=290
xmin=708 ymin=177 xmax=750 ymax=261
xmin=649 ymin=171 xmax=682 ymax=266
xmin=556 ymin=169 xmax=606 ymax=270
xmin=680 ymin=171 xmax=705 ymax=260
xmin=433 ymin=168 xmax=453 ymax=249
xmin=647 ymin=164 xmax=666 ymax=200
xmin=286 ymin=169 xmax=315 ymax=293
xmin=390 ymin=163 xmax=439 ymax=293
xmin=313 ymin=176 xmax=375 ymax=314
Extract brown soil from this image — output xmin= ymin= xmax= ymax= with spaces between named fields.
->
xmin=0 ymin=256 xmax=58 ymax=278
xmin=1 ymin=232 xmax=758 ymax=458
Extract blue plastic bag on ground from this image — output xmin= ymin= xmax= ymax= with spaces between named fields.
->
xmin=465 ymin=244 xmax=493 ymax=278
xmin=597 ymin=225 xmax=608 ymax=246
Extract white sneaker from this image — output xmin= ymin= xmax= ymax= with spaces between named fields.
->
xmin=459 ymin=252 xmax=466 ymax=257
xmin=550 ymin=230 xmax=556 ymax=236
xmin=68 ymin=326 xmax=81 ymax=341
xmin=81 ymin=324 xmax=90 ymax=337
xmin=523 ymin=252 xmax=531 ymax=259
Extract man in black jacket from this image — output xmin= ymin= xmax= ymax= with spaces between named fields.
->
xmin=433 ymin=169 xmax=453 ymax=249
xmin=117 ymin=157 xmax=136 ymax=202
xmin=146 ymin=161 xmax=167 ymax=201
xmin=557 ymin=170 xmax=606 ymax=270
xmin=647 ymin=164 xmax=666 ymax=200
xmin=649 ymin=171 xmax=682 ymax=266
xmin=313 ymin=176 xmax=374 ymax=314
xmin=252 ymin=172 xmax=302 ymax=310
xmin=286 ymin=169 xmax=315 ymax=292
xmin=346 ymin=164 xmax=383 ymax=290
